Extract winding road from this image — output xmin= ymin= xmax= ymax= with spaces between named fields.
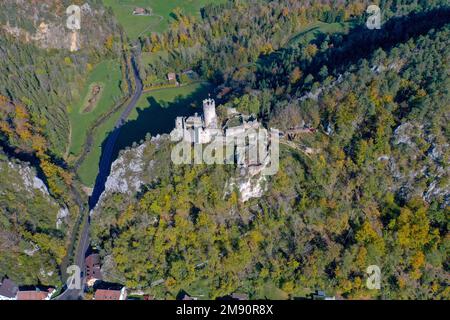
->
xmin=56 ymin=50 xmax=143 ymax=300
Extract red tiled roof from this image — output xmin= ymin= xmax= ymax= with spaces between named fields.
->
xmin=17 ymin=291 xmax=49 ymax=300
xmin=85 ymin=254 xmax=100 ymax=267
xmin=85 ymin=254 xmax=102 ymax=281
xmin=95 ymin=289 xmax=122 ymax=300
xmin=89 ymin=266 xmax=102 ymax=280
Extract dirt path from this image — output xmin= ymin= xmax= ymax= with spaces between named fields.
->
xmin=70 ymin=31 xmax=78 ymax=52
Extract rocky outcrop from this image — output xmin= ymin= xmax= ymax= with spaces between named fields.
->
xmin=390 ymin=121 xmax=449 ymax=207
xmin=103 ymin=143 xmax=147 ymax=196
xmin=95 ymin=135 xmax=167 ymax=207
xmin=96 ymin=130 xmax=273 ymax=210
xmin=56 ymin=207 xmax=69 ymax=230
xmin=0 ymin=1 xmax=118 ymax=51
xmin=226 ymin=171 xmax=267 ymax=202
xmin=0 ymin=158 xmax=69 ymax=229
xmin=4 ymin=161 xmax=51 ymax=197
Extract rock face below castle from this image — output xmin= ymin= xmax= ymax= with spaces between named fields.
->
xmin=225 ymin=168 xmax=268 ymax=202
xmin=97 ymin=98 xmax=277 ymax=205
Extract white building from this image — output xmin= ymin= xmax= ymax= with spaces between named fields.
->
xmin=171 ymin=98 xmax=221 ymax=144
xmin=170 ymin=96 xmax=273 ymax=171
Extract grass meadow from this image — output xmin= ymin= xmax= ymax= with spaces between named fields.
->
xmin=103 ymin=0 xmax=226 ymax=39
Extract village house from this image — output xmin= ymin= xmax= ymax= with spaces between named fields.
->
xmin=0 ymin=278 xmax=19 ymax=300
xmin=167 ymin=72 xmax=179 ymax=85
xmin=133 ymin=7 xmax=149 ymax=16
xmin=94 ymin=287 xmax=127 ymax=300
xmin=85 ymin=253 xmax=103 ymax=287
xmin=177 ymin=291 xmax=198 ymax=300
xmin=217 ymin=292 xmax=249 ymax=300
xmin=17 ymin=287 xmax=55 ymax=300
xmin=231 ymin=292 xmax=249 ymax=300
xmin=311 ymin=290 xmax=335 ymax=300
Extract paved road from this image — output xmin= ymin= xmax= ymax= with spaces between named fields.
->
xmin=89 ymin=53 xmax=143 ymax=209
xmin=56 ymin=52 xmax=143 ymax=300
xmin=56 ymin=207 xmax=90 ymax=300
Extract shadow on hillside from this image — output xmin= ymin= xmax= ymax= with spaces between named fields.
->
xmin=256 ymin=7 xmax=450 ymax=90
xmin=111 ymin=83 xmax=213 ymax=161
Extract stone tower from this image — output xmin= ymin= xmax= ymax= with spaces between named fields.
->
xmin=203 ymin=98 xmax=217 ymax=129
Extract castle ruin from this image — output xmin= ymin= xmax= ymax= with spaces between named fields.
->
xmin=171 ymin=98 xmax=222 ymax=144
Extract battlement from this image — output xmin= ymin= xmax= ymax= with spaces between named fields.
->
xmin=203 ymin=98 xmax=215 ymax=108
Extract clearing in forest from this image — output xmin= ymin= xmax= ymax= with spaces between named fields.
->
xmin=68 ymin=59 xmax=123 ymax=159
xmin=103 ymin=0 xmax=226 ymax=39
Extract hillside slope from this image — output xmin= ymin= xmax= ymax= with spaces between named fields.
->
xmin=91 ymin=23 xmax=449 ymax=299
xmin=0 ymin=152 xmax=68 ymax=285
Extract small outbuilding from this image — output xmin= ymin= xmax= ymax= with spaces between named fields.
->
xmin=0 ymin=278 xmax=19 ymax=300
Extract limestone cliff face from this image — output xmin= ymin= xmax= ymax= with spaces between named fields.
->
xmin=0 ymin=154 xmax=69 ymax=285
xmin=0 ymin=158 xmax=69 ymax=230
xmin=389 ymin=121 xmax=449 ymax=207
xmin=225 ymin=171 xmax=267 ymax=203
xmin=0 ymin=1 xmax=119 ymax=51
xmin=94 ymin=134 xmax=271 ymax=213
xmin=101 ymin=142 xmax=148 ymax=200
xmin=97 ymin=137 xmax=164 ymax=205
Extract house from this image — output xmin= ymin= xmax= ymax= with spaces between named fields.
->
xmin=167 ymin=72 xmax=178 ymax=85
xmin=133 ymin=7 xmax=150 ymax=16
xmin=182 ymin=69 xmax=199 ymax=80
xmin=231 ymin=292 xmax=249 ymax=300
xmin=177 ymin=290 xmax=198 ymax=300
xmin=17 ymin=287 xmax=55 ymax=300
xmin=182 ymin=294 xmax=197 ymax=301
xmin=85 ymin=253 xmax=102 ymax=286
xmin=217 ymin=292 xmax=249 ymax=300
xmin=311 ymin=290 xmax=335 ymax=300
xmin=94 ymin=287 xmax=127 ymax=300
xmin=218 ymin=86 xmax=232 ymax=99
xmin=133 ymin=7 xmax=145 ymax=15
xmin=0 ymin=278 xmax=18 ymax=300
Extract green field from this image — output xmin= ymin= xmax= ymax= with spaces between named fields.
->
xmin=77 ymin=82 xmax=213 ymax=186
xmin=103 ymin=0 xmax=226 ymax=39
xmin=259 ymin=282 xmax=290 ymax=300
xmin=77 ymin=107 xmax=123 ymax=186
xmin=68 ymin=59 xmax=124 ymax=157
